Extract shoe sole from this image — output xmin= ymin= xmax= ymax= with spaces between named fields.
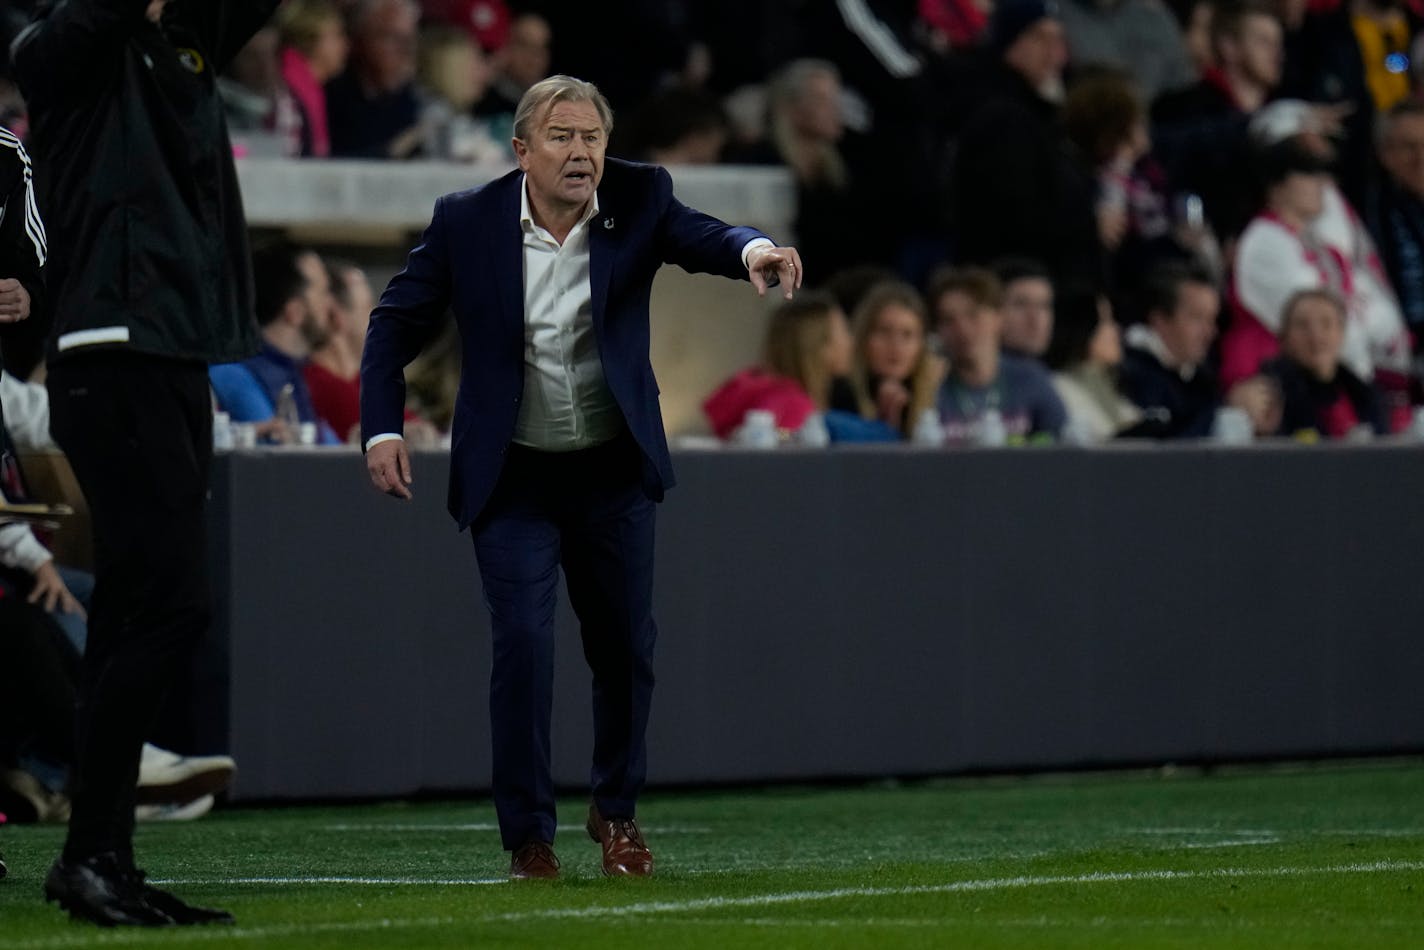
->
xmin=134 ymin=766 xmax=234 ymax=806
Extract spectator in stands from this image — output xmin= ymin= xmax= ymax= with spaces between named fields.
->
xmin=423 ymin=0 xmax=511 ymax=51
xmin=1165 ymin=0 xmax=1218 ymax=76
xmin=1059 ymin=0 xmax=1196 ymax=99
xmin=1066 ymin=69 xmax=1224 ymax=314
xmin=304 ymin=258 xmax=372 ymax=443
xmin=326 ymin=0 xmax=424 ymax=158
xmin=219 ymin=27 xmax=304 ymax=156
xmin=1223 ymin=135 xmax=1405 ymax=395
xmin=1249 ymin=102 xmax=1413 ymax=425
xmin=474 ymin=11 xmax=550 ymax=146
xmin=618 ymin=87 xmax=728 ymax=166
xmin=931 ymin=266 xmax=1068 ymax=442
xmin=1152 ymin=0 xmax=1284 ymax=240
xmin=755 ymin=60 xmax=873 ymax=284
xmin=704 ymin=293 xmax=853 ymax=440
xmin=951 ymin=0 xmax=1105 ymax=295
xmin=1284 ymin=0 xmax=1417 ymax=205
xmin=835 ymin=280 xmax=943 ymax=436
xmin=1119 ymin=262 xmax=1281 ymax=436
xmin=417 ymin=25 xmax=505 ymax=163
xmin=1047 ymin=292 xmax=1143 ymax=440
xmin=921 ymin=0 xmax=991 ymax=52
xmin=1366 ymin=100 xmax=1424 ymax=365
xmin=1261 ymin=288 xmax=1387 ymax=437
xmin=209 ymin=242 xmax=340 ymax=445
xmin=276 ymin=0 xmax=349 ymax=158
xmin=994 ymin=259 xmax=1056 ymax=361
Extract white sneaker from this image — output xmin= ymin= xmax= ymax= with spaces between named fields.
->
xmin=136 ymin=744 xmax=235 ymax=805
xmin=135 ymin=794 xmax=215 ymax=822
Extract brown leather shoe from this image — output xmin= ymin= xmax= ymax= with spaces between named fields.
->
xmin=509 ymin=841 xmax=559 ymax=880
xmin=586 ymin=804 xmax=653 ymax=877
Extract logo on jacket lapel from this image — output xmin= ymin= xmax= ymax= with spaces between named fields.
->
xmin=177 ymin=48 xmax=206 ymax=74
xmin=603 ymin=217 xmax=614 ymax=230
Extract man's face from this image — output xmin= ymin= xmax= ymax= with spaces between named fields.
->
xmin=146 ymin=0 xmax=167 ymax=23
xmin=1004 ymin=18 xmax=1069 ymax=94
xmin=337 ymin=267 xmax=375 ymax=350
xmin=1155 ymin=281 xmax=1219 ymax=366
xmin=1226 ymin=14 xmax=1283 ymax=89
xmin=503 ymin=15 xmax=551 ymax=91
xmin=514 ymin=99 xmax=606 ymax=217
xmin=1272 ymin=169 xmax=1327 ymax=221
xmin=359 ymin=3 xmax=418 ymax=92
xmin=936 ymin=290 xmax=1003 ymax=363
xmin=296 ymin=252 xmax=335 ymax=350
xmin=1381 ymin=114 xmax=1424 ymax=199
xmin=1000 ymin=277 xmax=1054 ymax=357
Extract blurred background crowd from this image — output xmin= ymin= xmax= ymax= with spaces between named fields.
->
xmin=4 ymin=0 xmax=1424 ymax=447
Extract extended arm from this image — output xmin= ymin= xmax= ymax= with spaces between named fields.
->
xmin=360 ymin=197 xmax=455 ymax=498
xmin=0 ymin=130 xmax=45 ymax=325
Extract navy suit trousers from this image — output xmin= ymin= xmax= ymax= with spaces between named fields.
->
xmin=471 ymin=430 xmax=657 ymax=850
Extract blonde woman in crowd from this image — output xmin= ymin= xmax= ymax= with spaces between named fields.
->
xmin=838 ymin=280 xmax=943 ymax=437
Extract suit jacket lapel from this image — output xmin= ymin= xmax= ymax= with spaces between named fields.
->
xmin=491 ymin=174 xmax=525 ymax=359
xmin=589 ymin=203 xmax=618 ymax=335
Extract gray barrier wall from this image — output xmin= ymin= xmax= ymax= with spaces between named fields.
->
xmin=206 ymin=445 xmax=1424 ymax=801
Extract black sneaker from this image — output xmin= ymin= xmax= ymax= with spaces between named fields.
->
xmin=139 ymin=883 xmax=234 ymax=925
xmin=43 ymin=852 xmax=173 ymax=927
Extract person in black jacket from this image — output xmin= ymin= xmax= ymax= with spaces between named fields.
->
xmin=0 ymin=124 xmax=43 ymax=335
xmin=12 ymin=0 xmax=277 ymax=928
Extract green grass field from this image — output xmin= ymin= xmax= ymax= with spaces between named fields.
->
xmin=1 ymin=759 xmax=1422 ymax=948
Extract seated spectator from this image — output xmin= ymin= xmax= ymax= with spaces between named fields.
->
xmin=1261 ymin=288 xmax=1387 ymax=438
xmin=276 ymin=0 xmax=349 ymax=157
xmin=1059 ymin=0 xmax=1195 ymax=100
xmin=1047 ymin=292 xmax=1143 ymax=441
xmin=930 ymin=266 xmax=1068 ymax=443
xmin=1164 ymin=0 xmax=1218 ymax=77
xmin=1225 ymin=137 xmax=1375 ymax=391
xmin=417 ymin=25 xmax=505 ymax=164
xmin=1119 ymin=262 xmax=1281 ymax=437
xmin=833 ymin=280 xmax=944 ymax=437
xmin=1152 ymin=0 xmax=1284 ymax=240
xmin=755 ymin=59 xmax=873 ymax=284
xmin=1249 ymin=103 xmax=1413 ymax=424
xmin=1366 ymin=100 xmax=1424 ymax=367
xmin=703 ymin=293 xmax=853 ymax=439
xmin=950 ymin=0 xmax=1105 ymax=295
xmin=326 ymin=0 xmax=424 ymax=159
xmin=0 ymin=595 xmax=235 ymax=825
xmin=423 ymin=0 xmax=512 ymax=52
xmin=304 ymin=258 xmax=372 ymax=443
xmin=1066 ymin=69 xmax=1223 ymax=311
xmin=473 ymin=11 xmax=551 ymax=147
xmin=219 ymin=26 xmax=304 ymax=156
xmin=920 ymin=0 xmax=990 ymax=52
xmin=617 ymin=86 xmax=729 ymax=166
xmin=993 ymin=258 xmax=1056 ymax=360
xmin=209 ymin=242 xmax=340 ymax=444
xmin=1285 ymin=0 xmax=1416 ymax=204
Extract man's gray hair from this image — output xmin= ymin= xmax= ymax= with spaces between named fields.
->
xmin=513 ymin=75 xmax=614 ymax=142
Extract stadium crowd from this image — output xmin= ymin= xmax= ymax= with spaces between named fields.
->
xmin=5 ymin=0 xmax=1424 ymax=444
xmin=8 ymin=0 xmax=1424 ymax=447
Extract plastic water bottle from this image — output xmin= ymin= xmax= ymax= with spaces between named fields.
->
xmin=796 ymin=411 xmax=830 ymax=447
xmin=911 ymin=408 xmax=944 ymax=447
xmin=974 ymin=408 xmax=1007 ymax=447
xmin=1211 ymin=406 xmax=1253 ymax=445
xmin=275 ymin=383 xmax=302 ymax=444
xmin=212 ymin=411 xmax=234 ymax=451
xmin=736 ymin=409 xmax=779 ymax=449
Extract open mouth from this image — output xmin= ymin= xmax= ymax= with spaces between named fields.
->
xmin=564 ymin=170 xmax=592 ymax=183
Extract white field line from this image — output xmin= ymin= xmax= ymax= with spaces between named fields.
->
xmin=1177 ymin=838 xmax=1280 ymax=849
xmin=481 ymin=859 xmax=1424 ymax=923
xmin=321 ymin=823 xmax=712 ymax=834
xmin=150 ymin=877 xmax=506 ymax=886
xmin=9 ymin=861 xmax=1421 ymax=949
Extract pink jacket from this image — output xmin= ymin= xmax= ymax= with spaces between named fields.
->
xmin=281 ymin=47 xmax=329 ymax=158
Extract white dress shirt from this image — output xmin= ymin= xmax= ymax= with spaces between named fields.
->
xmin=366 ymin=177 xmax=775 ymax=452
xmin=512 ymin=180 xmax=623 ymax=450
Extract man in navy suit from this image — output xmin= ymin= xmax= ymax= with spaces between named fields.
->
xmin=360 ymin=75 xmax=802 ymax=880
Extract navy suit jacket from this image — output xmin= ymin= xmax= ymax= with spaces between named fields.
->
xmin=360 ymin=158 xmax=768 ymax=528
